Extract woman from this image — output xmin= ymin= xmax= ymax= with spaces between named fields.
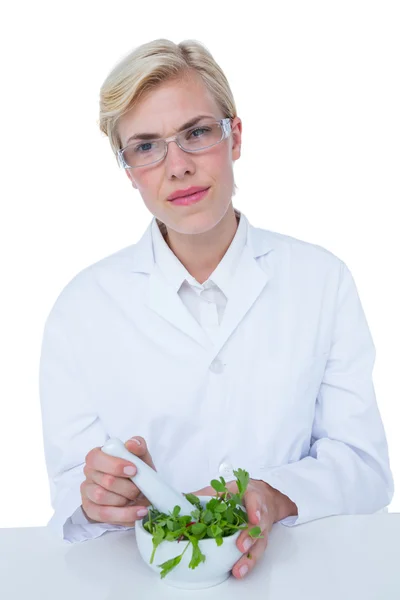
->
xmin=39 ymin=38 xmax=394 ymax=579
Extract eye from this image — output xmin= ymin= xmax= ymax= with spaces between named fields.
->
xmin=134 ymin=142 xmax=154 ymax=153
xmin=187 ymin=127 xmax=210 ymax=139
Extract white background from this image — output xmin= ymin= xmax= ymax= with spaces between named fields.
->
xmin=0 ymin=1 xmax=398 ymax=527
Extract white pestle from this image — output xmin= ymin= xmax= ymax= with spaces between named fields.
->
xmin=101 ymin=437 xmax=195 ymax=517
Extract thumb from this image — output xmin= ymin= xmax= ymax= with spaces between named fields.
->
xmin=191 ymin=485 xmax=215 ymax=496
xmin=191 ymin=481 xmax=238 ymax=497
xmin=124 ymin=436 xmax=157 ymax=471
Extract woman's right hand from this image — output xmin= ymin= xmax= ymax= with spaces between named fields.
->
xmin=80 ymin=436 xmax=156 ymax=526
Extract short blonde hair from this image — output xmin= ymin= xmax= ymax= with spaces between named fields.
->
xmin=98 ymin=38 xmax=238 ymax=192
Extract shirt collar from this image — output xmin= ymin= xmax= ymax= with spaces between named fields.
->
xmin=151 ymin=208 xmax=247 ymax=298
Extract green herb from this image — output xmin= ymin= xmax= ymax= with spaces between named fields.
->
xmin=142 ymin=468 xmax=264 ymax=579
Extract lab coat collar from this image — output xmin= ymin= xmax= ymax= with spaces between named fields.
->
xmin=151 ymin=207 xmax=247 ymax=299
xmin=130 ymin=209 xmax=275 ymax=360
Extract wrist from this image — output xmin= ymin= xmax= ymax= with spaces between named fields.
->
xmin=272 ymin=488 xmax=298 ymax=522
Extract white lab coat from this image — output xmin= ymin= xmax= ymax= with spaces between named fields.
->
xmin=39 ymin=209 xmax=394 ymax=544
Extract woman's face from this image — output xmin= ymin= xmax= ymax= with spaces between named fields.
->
xmin=116 ymin=74 xmax=242 ymax=235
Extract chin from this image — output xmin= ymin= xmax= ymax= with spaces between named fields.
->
xmin=160 ymin=200 xmax=230 ymax=232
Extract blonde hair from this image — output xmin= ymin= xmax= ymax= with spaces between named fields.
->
xmin=98 ymin=38 xmax=238 ymax=193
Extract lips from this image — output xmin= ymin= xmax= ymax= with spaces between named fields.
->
xmin=168 ymin=187 xmax=210 ymax=206
xmin=167 ymin=186 xmax=209 ymax=201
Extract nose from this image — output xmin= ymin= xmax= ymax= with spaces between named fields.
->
xmin=164 ymin=140 xmax=195 ymax=179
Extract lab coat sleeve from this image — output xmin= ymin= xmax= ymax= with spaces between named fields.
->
xmin=39 ymin=289 xmax=135 ymax=544
xmin=251 ymin=260 xmax=394 ymax=527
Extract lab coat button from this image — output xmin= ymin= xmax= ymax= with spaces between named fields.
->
xmin=219 ymin=461 xmax=234 ymax=479
xmin=210 ymin=358 xmax=224 ymax=374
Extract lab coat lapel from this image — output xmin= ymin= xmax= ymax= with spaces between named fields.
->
xmin=131 ymin=216 xmax=274 ymax=354
xmin=147 ymin=264 xmax=212 ymax=348
xmin=130 ymin=220 xmax=211 ymax=348
xmin=207 ymin=241 xmax=273 ymax=364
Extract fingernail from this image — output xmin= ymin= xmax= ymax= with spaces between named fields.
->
xmin=239 ymin=565 xmax=248 ymax=577
xmin=256 ymin=510 xmax=261 ymax=522
xmin=123 ymin=466 xmax=136 ymax=475
xmin=137 ymin=508 xmax=148 ymax=517
xmin=243 ymin=538 xmax=252 ymax=552
xmin=130 ymin=437 xmax=141 ymax=445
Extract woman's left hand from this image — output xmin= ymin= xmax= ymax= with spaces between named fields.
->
xmin=190 ymin=478 xmax=289 ymax=579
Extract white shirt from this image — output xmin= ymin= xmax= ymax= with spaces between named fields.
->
xmin=39 ymin=208 xmax=394 ymax=544
xmin=153 ymin=209 xmax=245 ymax=337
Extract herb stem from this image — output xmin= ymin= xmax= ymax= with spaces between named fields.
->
xmin=181 ymin=540 xmax=191 ymax=557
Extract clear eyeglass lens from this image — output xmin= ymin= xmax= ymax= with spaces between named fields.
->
xmin=121 ymin=122 xmax=224 ymax=168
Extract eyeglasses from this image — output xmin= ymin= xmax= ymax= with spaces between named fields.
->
xmin=117 ymin=117 xmax=232 ymax=169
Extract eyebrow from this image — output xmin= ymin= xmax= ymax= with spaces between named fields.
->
xmin=124 ymin=115 xmax=215 ymax=146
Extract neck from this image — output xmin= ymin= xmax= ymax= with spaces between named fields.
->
xmin=158 ymin=205 xmax=240 ymax=284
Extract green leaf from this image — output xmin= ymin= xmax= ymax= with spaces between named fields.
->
xmin=153 ymin=525 xmax=165 ymax=544
xmin=190 ymin=508 xmax=201 ymax=521
xmin=188 ymin=537 xmax=206 ymax=569
xmin=225 ymin=507 xmax=235 ymax=523
xmin=214 ymin=501 xmax=228 ymax=513
xmin=249 ymin=526 xmax=264 ymax=539
xmin=181 ymin=515 xmax=193 ymax=526
xmin=172 ymin=505 xmax=181 ymax=518
xmin=233 ymin=468 xmax=249 ymax=498
xmin=150 ymin=525 xmax=165 ymax=564
xmin=215 ymin=536 xmax=223 ymax=546
xmin=211 ymin=479 xmax=226 ymax=493
xmin=190 ymin=522 xmax=207 ymax=536
xmin=210 ymin=524 xmax=223 ymax=538
xmin=158 ymin=554 xmax=183 ymax=579
xmin=206 ymin=497 xmax=220 ymax=511
xmin=185 ymin=493 xmax=202 ymax=508
xmin=202 ymin=509 xmax=214 ymax=524
xmin=229 ymin=493 xmax=241 ymax=505
xmin=155 ymin=518 xmax=168 ymax=527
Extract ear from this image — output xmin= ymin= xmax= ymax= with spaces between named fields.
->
xmin=231 ymin=117 xmax=242 ymax=161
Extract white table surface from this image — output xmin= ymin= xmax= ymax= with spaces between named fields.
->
xmin=1 ymin=514 xmax=399 ymax=599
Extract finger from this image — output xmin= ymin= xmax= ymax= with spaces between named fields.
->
xmin=85 ymin=467 xmax=145 ymax=503
xmin=86 ymin=447 xmax=139 ymax=479
xmin=244 ymin=488 xmax=264 ymax=526
xmin=126 ymin=492 xmax=151 ymax=507
xmin=84 ymin=481 xmax=129 ymax=507
xmin=124 ymin=437 xmax=157 ymax=470
xmin=82 ymin=497 xmax=149 ymax=526
xmin=190 ymin=481 xmax=238 ymax=496
xmin=231 ymin=532 xmax=269 ymax=579
xmin=190 ymin=485 xmax=215 ymax=496
xmin=237 ymin=493 xmax=269 ymax=554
